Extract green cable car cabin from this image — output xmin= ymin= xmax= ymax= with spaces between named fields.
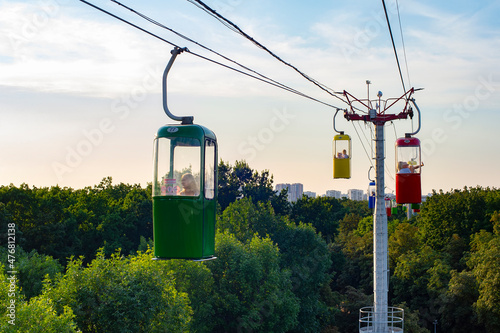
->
xmin=152 ymin=124 xmax=217 ymax=260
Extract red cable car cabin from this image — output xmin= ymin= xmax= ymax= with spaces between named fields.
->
xmin=385 ymin=197 xmax=392 ymax=217
xmin=395 ymin=137 xmax=422 ymax=204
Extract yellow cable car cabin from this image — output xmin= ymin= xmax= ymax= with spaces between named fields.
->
xmin=333 ymin=134 xmax=351 ymax=179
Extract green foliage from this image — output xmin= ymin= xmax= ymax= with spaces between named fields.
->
xmin=136 ymin=235 xmax=154 ymax=253
xmin=206 ymin=231 xmax=300 ymax=333
xmin=339 ymin=198 xmax=371 ymax=218
xmin=290 ymin=196 xmax=346 ymax=243
xmin=333 ymin=224 xmax=373 ymax=294
xmin=353 ymin=215 xmax=373 ymax=237
xmin=392 ymin=246 xmax=440 ymax=317
xmin=468 ymin=231 xmax=500 ymax=332
xmin=0 ymin=262 xmax=25 ymax=317
xmin=218 ymin=198 xmax=332 ymax=332
xmin=0 ymin=296 xmax=80 ymax=333
xmin=4 ymin=170 xmax=500 ymax=332
xmin=332 ymin=213 xmax=375 ymax=295
xmin=438 ymin=270 xmax=482 ymax=332
xmin=0 ymin=179 xmax=153 ymax=265
xmin=417 ymin=187 xmax=500 ymax=251
xmin=0 ymin=263 xmax=75 ymax=332
xmin=395 ymin=303 xmax=431 ymax=333
xmin=158 ymin=259 xmax=215 ymax=333
xmin=389 ymin=222 xmax=421 ymax=268
xmin=217 ymin=160 xmax=290 ymax=215
xmin=0 ymin=247 xmax=63 ymax=300
xmin=333 ymin=286 xmax=371 ymax=333
xmin=43 ymin=249 xmax=192 ymax=333
xmin=338 ymin=212 xmax=365 ymax=234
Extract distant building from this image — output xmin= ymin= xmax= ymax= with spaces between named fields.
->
xmin=422 ymin=194 xmax=431 ymax=202
xmin=275 ymin=183 xmax=289 ymax=195
xmin=289 ymin=183 xmax=304 ymax=202
xmin=275 ymin=183 xmax=304 ymax=202
xmin=304 ymin=191 xmax=316 ymax=198
xmin=326 ymin=190 xmax=342 ymax=199
xmin=348 ymin=189 xmax=364 ymax=201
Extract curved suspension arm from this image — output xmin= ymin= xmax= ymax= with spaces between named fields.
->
xmin=333 ymin=108 xmax=345 ymax=135
xmin=368 ymin=166 xmax=374 ymax=182
xmin=163 ymin=47 xmax=194 ymax=124
xmin=405 ymin=98 xmax=421 ymax=137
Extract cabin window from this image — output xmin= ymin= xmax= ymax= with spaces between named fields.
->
xmin=153 ymin=137 xmax=201 ymax=197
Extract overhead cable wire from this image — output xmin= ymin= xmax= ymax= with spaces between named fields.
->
xmin=383 ymin=122 xmax=395 ymax=181
xmin=395 ymin=0 xmax=412 ymax=88
xmin=351 ymin=122 xmax=374 ymax=168
xmin=391 ymin=121 xmax=398 ymax=140
xmin=110 ymin=0 xmax=319 ymax=103
xmin=364 ymin=121 xmax=394 ymax=181
xmin=381 ymin=0 xmax=407 ymax=98
xmin=185 ymin=0 xmax=349 ymax=104
xmin=79 ymin=0 xmax=345 ymax=110
xmin=356 ymin=121 xmax=374 ymax=159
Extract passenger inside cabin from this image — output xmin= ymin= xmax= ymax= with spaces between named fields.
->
xmin=398 ymin=161 xmax=424 ymax=173
xmin=336 ymin=150 xmax=349 ymax=159
xmin=398 ymin=162 xmax=411 ymax=173
xmin=179 ymin=173 xmax=199 ymax=196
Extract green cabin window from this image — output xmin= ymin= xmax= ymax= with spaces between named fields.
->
xmin=204 ymin=140 xmax=216 ymax=200
xmin=153 ymin=137 xmax=201 ymax=197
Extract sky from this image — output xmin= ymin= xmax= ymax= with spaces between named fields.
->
xmin=1 ymin=0 xmax=499 ymax=196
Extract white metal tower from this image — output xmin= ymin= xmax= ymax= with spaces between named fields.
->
xmin=336 ymin=86 xmax=423 ymax=332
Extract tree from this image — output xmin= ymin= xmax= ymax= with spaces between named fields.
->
xmin=218 ymin=160 xmax=252 ymax=211
xmin=0 ymin=296 xmax=80 ymax=333
xmin=217 ymin=160 xmax=287 ymax=214
xmin=439 ymin=270 xmax=482 ymax=333
xmin=333 ymin=223 xmax=373 ymax=294
xmin=389 ymin=222 xmax=421 ymax=268
xmin=158 ymin=259 xmax=216 ymax=333
xmin=270 ymin=187 xmax=291 ymax=216
xmin=391 ymin=246 xmax=443 ymax=326
xmin=0 ymin=247 xmax=64 ymax=300
xmin=290 ymin=196 xmax=345 ymax=243
xmin=42 ymin=249 xmax=192 ymax=333
xmin=0 ymin=180 xmax=153 ymax=265
xmin=468 ymin=231 xmax=500 ymax=332
xmin=206 ymin=231 xmax=300 ymax=333
xmin=334 ymin=286 xmax=372 ymax=333
xmin=218 ymin=198 xmax=332 ymax=332
xmin=396 ymin=302 xmax=431 ymax=333
xmin=417 ymin=187 xmax=500 ymax=251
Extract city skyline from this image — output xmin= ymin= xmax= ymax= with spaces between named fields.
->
xmin=276 ymin=182 xmax=431 ymax=202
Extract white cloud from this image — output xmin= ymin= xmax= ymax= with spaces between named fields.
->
xmin=0 ymin=1 xmax=171 ymax=97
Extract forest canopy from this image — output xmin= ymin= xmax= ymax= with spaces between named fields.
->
xmin=1 ymin=162 xmax=500 ymax=332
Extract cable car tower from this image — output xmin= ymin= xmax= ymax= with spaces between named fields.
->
xmin=336 ymin=81 xmax=422 ymax=333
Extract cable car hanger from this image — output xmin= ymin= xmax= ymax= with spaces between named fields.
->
xmin=406 ymin=98 xmax=421 ymax=138
xmin=368 ymin=166 xmax=374 ymax=183
xmin=333 ymin=108 xmax=347 ymax=135
xmin=163 ymin=46 xmax=194 ymax=124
